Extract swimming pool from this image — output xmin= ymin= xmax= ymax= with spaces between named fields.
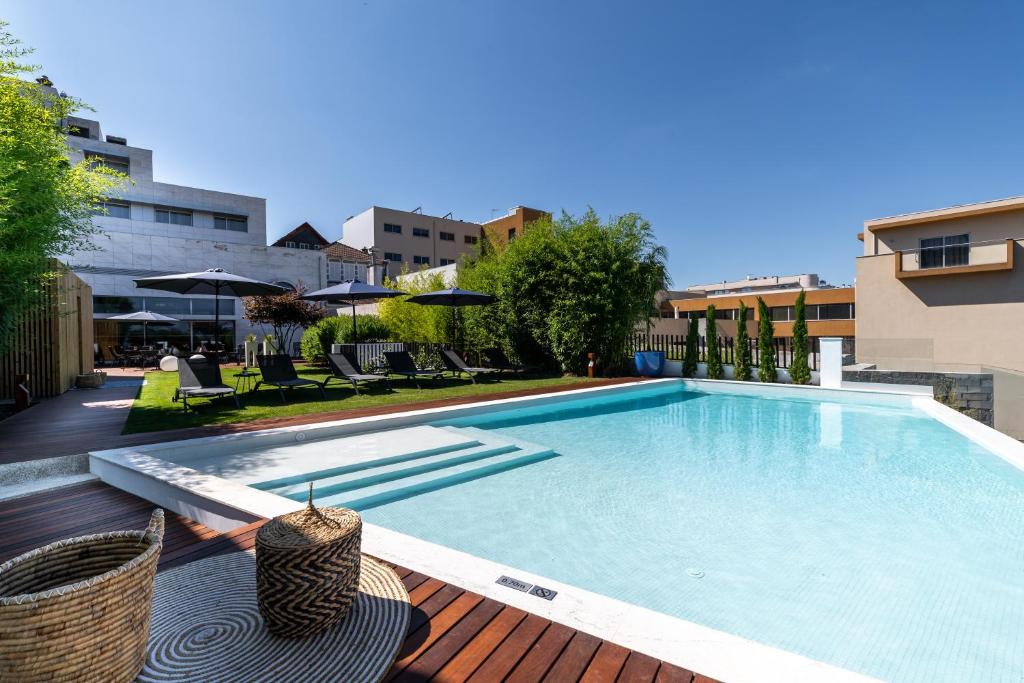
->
xmin=91 ymin=380 xmax=1024 ymax=682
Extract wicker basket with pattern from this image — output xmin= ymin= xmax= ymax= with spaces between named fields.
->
xmin=0 ymin=508 xmax=165 ymax=682
xmin=256 ymin=486 xmax=362 ymax=637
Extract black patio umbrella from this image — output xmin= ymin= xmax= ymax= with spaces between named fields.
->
xmin=134 ymin=268 xmax=288 ymax=349
xmin=405 ymin=288 xmax=497 ymax=346
xmin=105 ymin=310 xmax=178 ymax=346
xmin=302 ymin=280 xmax=407 ymax=339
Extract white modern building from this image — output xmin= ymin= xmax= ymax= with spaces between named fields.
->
xmin=341 ymin=206 xmax=482 ymax=280
xmin=59 ymin=105 xmax=325 ymax=356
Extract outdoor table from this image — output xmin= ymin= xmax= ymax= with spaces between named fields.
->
xmin=235 ymin=368 xmax=260 ymax=393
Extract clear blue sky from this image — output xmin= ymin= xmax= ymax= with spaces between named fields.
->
xmin=6 ymin=1 xmax=1024 ymax=286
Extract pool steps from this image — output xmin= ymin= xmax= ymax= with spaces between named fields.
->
xmin=256 ymin=425 xmax=556 ymax=511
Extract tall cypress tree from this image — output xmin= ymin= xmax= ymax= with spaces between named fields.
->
xmin=705 ymin=304 xmax=723 ymax=379
xmin=682 ymin=315 xmax=699 ymax=378
xmin=733 ymin=300 xmax=752 ymax=381
xmin=789 ymin=289 xmax=811 ymax=384
xmin=756 ymin=297 xmax=776 ymax=382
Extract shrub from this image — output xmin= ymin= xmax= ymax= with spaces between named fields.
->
xmin=789 ymin=290 xmax=811 ymax=385
xmin=682 ymin=316 xmax=699 ymax=378
xmin=299 ymin=314 xmax=391 ymax=362
xmin=377 ymin=269 xmax=451 ymax=343
xmin=733 ymin=300 xmax=752 ymax=381
xmin=459 ymin=209 xmax=667 ymax=374
xmin=757 ymin=297 xmax=776 ymax=383
xmin=705 ymin=305 xmax=722 ymax=379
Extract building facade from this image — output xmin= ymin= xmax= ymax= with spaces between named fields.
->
xmin=341 ymin=207 xmax=482 ymax=278
xmin=856 ymin=196 xmax=1024 ymax=373
xmin=61 ymin=111 xmax=325 ymax=355
xmin=481 ymin=206 xmax=550 ymax=246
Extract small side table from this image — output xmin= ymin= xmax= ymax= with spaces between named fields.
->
xmin=235 ymin=368 xmax=260 ymax=393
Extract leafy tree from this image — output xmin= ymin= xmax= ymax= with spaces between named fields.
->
xmin=682 ymin=316 xmax=699 ymax=378
xmin=789 ymin=289 xmax=811 ymax=384
xmin=733 ymin=300 xmax=752 ymax=381
xmin=377 ymin=268 xmax=451 ymax=343
xmin=756 ymin=296 xmax=776 ymax=382
xmin=705 ymin=304 xmax=723 ymax=379
xmin=0 ymin=22 xmax=127 ymax=353
xmin=459 ymin=209 xmax=667 ymax=374
xmin=242 ymin=284 xmax=323 ymax=354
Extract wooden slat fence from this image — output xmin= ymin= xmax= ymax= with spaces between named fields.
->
xmin=0 ymin=263 xmax=93 ymax=400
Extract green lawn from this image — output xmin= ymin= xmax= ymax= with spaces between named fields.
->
xmin=123 ymin=364 xmax=589 ymax=435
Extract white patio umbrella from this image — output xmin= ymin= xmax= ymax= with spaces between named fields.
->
xmin=105 ymin=310 xmax=179 ymax=345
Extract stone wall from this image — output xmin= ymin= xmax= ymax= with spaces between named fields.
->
xmin=842 ymin=369 xmax=994 ymax=426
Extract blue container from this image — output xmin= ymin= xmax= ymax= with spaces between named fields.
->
xmin=634 ymin=350 xmax=665 ymax=377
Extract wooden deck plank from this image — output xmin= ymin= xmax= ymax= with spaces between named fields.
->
xmin=543 ymin=631 xmax=603 ymax=682
xmin=431 ymin=605 xmax=529 ymax=682
xmin=616 ymin=651 xmax=662 ymax=683
xmin=506 ymin=621 xmax=576 ymax=682
xmin=389 ymin=597 xmax=504 ymax=682
xmin=580 ymin=641 xmax=631 ymax=682
xmin=0 ymin=480 xmax=721 ymax=683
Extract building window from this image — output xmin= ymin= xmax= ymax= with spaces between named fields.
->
xmin=413 ymin=255 xmax=431 ymax=266
xmin=214 ymin=214 xmax=248 ymax=232
xmin=298 ymin=242 xmax=311 ymax=249
xmin=85 ymin=151 xmax=130 ymax=175
xmin=440 ymin=258 xmax=455 ymax=266
xmin=439 ymin=231 xmax=455 ymax=241
xmin=68 ymin=124 xmax=90 ymax=138
xmin=818 ymin=303 xmax=854 ymax=320
xmin=508 ymin=228 xmax=517 ymax=241
xmin=383 ymin=223 xmax=402 ymax=234
xmin=93 ymin=200 xmax=131 ymax=219
xmin=285 ymin=241 xmax=297 ymax=248
xmin=154 ymin=207 xmax=193 ymax=226
xmin=770 ymin=306 xmax=794 ymax=322
xmin=413 ymin=227 xmax=429 ymax=238
xmin=383 ymin=252 xmax=402 ymax=262
xmin=920 ymin=234 xmax=969 ymax=269
xmin=464 ymin=235 xmax=478 ymax=245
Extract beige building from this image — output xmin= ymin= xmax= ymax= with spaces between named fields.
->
xmin=856 ymin=196 xmax=1022 ymax=373
xmin=341 ymin=207 xmax=482 ymax=278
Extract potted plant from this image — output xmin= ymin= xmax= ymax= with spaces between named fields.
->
xmin=261 ymin=334 xmax=277 ymax=356
xmin=75 ymin=370 xmax=107 ymax=389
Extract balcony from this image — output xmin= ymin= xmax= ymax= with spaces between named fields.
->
xmin=895 ymin=238 xmax=1015 ymax=279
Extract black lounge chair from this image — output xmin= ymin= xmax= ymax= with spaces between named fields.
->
xmin=324 ymin=352 xmax=391 ymax=394
xmin=174 ymin=357 xmax=239 ymax=413
xmin=440 ymin=349 xmax=500 ymax=384
xmin=254 ymin=354 xmax=327 ymax=403
xmin=383 ymin=351 xmax=443 ymax=388
xmin=483 ymin=347 xmax=525 ymax=373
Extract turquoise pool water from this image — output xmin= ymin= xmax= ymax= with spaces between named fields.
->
xmin=356 ymin=384 xmax=1024 ymax=681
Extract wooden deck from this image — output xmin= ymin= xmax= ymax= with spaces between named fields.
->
xmin=0 ymin=376 xmax=641 ymax=465
xmin=0 ymin=481 xmax=717 ymax=683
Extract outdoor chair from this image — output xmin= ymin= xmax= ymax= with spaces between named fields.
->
xmin=174 ymin=357 xmax=239 ymax=413
xmin=483 ymin=347 xmax=526 ymax=373
xmin=324 ymin=352 xmax=391 ymax=394
xmin=440 ymin=348 xmax=501 ymax=384
xmin=254 ymin=354 xmax=327 ymax=403
xmin=382 ymin=351 xmax=444 ymax=388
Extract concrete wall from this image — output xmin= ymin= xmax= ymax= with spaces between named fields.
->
xmin=855 ymin=242 xmax=1024 ymax=373
xmin=843 ymin=368 xmax=995 ymax=429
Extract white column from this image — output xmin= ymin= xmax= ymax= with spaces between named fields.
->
xmin=819 ymin=337 xmax=843 ymax=389
xmin=673 ymin=307 xmax=679 ymax=319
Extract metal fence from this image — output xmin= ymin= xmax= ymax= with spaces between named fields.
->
xmin=628 ymin=334 xmax=828 ymax=371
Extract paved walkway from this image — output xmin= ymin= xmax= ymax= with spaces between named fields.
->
xmin=0 ymin=481 xmax=715 ymax=683
xmin=0 ymin=375 xmax=641 ymax=465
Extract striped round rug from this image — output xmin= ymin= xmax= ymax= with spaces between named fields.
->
xmin=137 ymin=550 xmax=409 ymax=682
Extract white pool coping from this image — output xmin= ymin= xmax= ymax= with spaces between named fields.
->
xmin=89 ymin=377 xmax=1024 ymax=683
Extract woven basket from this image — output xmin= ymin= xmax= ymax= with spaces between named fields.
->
xmin=0 ymin=508 xmax=164 ymax=682
xmin=256 ymin=487 xmax=362 ymax=638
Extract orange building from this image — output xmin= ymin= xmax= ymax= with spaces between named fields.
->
xmin=481 ymin=206 xmax=550 ymax=246
xmin=667 ymin=287 xmax=855 ymax=339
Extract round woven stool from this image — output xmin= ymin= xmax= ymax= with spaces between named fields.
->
xmin=255 ymin=487 xmax=362 ymax=638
